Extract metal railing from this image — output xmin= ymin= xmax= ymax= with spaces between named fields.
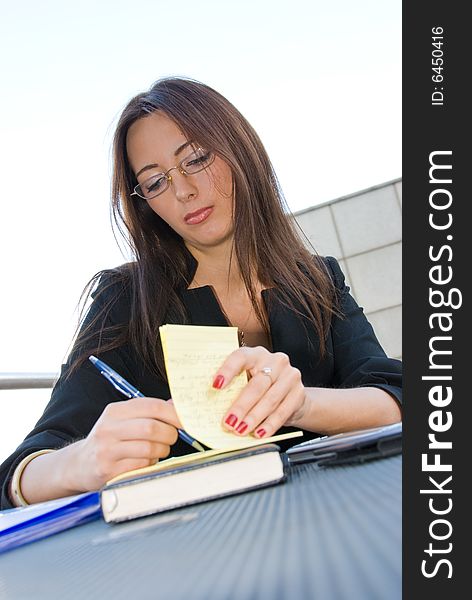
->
xmin=0 ymin=373 xmax=58 ymax=390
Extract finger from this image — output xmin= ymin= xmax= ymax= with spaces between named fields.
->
xmin=252 ymin=387 xmax=306 ymax=439
xmin=226 ymin=376 xmax=295 ymax=435
xmin=221 ymin=370 xmax=281 ymax=432
xmin=110 ymin=439 xmax=172 ymax=462
xmin=212 ymin=346 xmax=271 ymax=390
xmin=107 ymin=456 xmax=171 ymax=482
xmin=109 ymin=418 xmax=178 ymax=446
xmin=160 ymin=398 xmax=183 ymax=429
xmin=107 ymin=458 xmax=154 ymax=482
xmin=103 ymin=397 xmax=182 ymax=429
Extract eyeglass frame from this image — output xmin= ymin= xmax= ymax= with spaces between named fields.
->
xmin=130 ymin=147 xmax=216 ymax=200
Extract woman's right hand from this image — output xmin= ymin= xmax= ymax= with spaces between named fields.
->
xmin=71 ymin=397 xmax=181 ymax=491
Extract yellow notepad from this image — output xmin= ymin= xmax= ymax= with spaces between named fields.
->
xmin=159 ymin=324 xmax=303 ymax=450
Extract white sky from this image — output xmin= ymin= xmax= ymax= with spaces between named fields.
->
xmin=0 ymin=0 xmax=400 ymax=459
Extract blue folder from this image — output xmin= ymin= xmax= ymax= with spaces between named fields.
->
xmin=0 ymin=491 xmax=101 ymax=554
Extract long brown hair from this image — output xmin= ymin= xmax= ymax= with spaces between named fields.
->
xmin=68 ymin=76 xmax=338 ymax=379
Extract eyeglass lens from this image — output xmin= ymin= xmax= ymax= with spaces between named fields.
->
xmin=134 ymin=148 xmax=214 ymax=200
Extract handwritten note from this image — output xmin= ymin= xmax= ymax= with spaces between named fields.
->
xmin=159 ymin=324 xmax=302 ymax=450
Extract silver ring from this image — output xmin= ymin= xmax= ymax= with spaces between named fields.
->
xmin=260 ymin=367 xmax=273 ymax=384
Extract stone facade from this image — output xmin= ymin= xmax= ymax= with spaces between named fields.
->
xmin=293 ymin=179 xmax=402 ymax=359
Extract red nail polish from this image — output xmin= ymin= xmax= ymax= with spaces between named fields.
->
xmin=256 ymin=428 xmax=266 ymax=438
xmin=236 ymin=421 xmax=248 ymax=434
xmin=225 ymin=414 xmax=238 ymax=427
xmin=213 ymin=375 xmax=225 ymax=389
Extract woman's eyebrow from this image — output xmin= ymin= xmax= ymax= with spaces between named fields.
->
xmin=135 ymin=140 xmax=194 ymax=179
xmin=174 ymin=140 xmax=193 ymax=156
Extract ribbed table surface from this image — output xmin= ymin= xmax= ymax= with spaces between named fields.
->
xmin=0 ymin=456 xmax=401 ymax=600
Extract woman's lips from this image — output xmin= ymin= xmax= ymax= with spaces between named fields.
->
xmin=184 ymin=206 xmax=214 ymax=225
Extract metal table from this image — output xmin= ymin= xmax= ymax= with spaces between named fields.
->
xmin=0 ymin=456 xmax=401 ymax=600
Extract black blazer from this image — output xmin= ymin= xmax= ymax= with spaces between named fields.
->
xmin=0 ymin=256 xmax=401 ymax=509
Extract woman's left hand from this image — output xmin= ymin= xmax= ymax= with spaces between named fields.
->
xmin=212 ymin=346 xmax=307 ymax=438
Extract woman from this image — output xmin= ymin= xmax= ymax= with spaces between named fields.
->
xmin=0 ymin=77 xmax=401 ymax=509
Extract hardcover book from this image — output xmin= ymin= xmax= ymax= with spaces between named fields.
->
xmin=101 ymin=443 xmax=287 ymax=523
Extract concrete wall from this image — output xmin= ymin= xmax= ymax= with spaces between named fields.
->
xmin=293 ymin=179 xmax=402 ymax=359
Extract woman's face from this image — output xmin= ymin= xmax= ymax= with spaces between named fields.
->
xmin=126 ymin=112 xmax=234 ymax=253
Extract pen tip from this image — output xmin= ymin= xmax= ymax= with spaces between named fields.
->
xmin=89 ymin=355 xmax=98 ymax=364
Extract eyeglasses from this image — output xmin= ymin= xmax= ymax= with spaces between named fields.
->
xmin=131 ymin=147 xmax=215 ymax=200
